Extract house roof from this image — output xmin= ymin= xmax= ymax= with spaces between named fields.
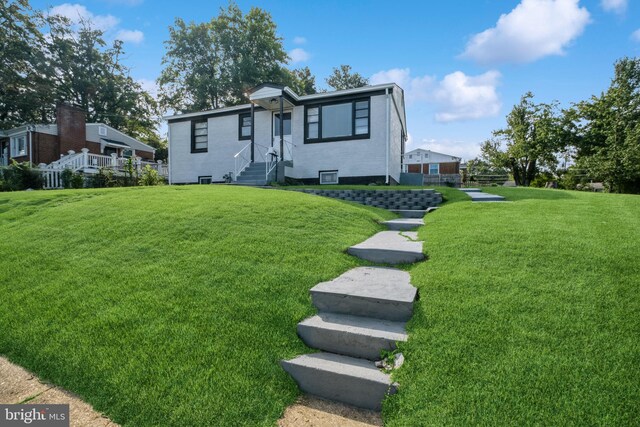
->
xmin=0 ymin=123 xmax=155 ymax=153
xmin=164 ymin=83 xmax=401 ymax=121
xmin=405 ymin=148 xmax=461 ymax=161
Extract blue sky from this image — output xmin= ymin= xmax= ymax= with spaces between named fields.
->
xmin=31 ymin=0 xmax=640 ymax=160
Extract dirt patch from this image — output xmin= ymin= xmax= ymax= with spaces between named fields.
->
xmin=0 ymin=356 xmax=118 ymax=426
xmin=278 ymin=395 xmax=382 ymax=427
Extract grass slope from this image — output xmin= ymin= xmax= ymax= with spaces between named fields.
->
xmin=0 ymin=186 xmax=393 ymax=426
xmin=385 ymin=188 xmax=640 ymax=425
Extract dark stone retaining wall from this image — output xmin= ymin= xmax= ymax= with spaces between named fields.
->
xmin=293 ymin=188 xmax=442 ymax=210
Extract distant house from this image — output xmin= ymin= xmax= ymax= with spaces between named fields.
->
xmin=165 ymin=83 xmax=407 ymax=185
xmin=0 ymin=104 xmax=166 ymax=188
xmin=402 ymin=148 xmax=461 ymax=175
xmin=0 ymin=104 xmax=156 ymax=167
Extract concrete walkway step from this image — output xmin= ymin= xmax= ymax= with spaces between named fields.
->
xmin=347 ymin=231 xmax=424 ymax=264
xmin=280 ymin=352 xmax=397 ymax=411
xmin=311 ymin=267 xmax=417 ymax=321
xmin=460 ymin=188 xmax=506 ymax=202
xmin=298 ymin=312 xmax=407 ymax=360
xmin=383 ymin=218 xmax=424 ymax=231
xmin=388 ymin=209 xmax=427 ymax=218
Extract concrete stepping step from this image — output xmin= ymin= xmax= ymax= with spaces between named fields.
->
xmin=347 ymin=231 xmax=424 ymax=264
xmin=469 ymin=193 xmax=505 ymax=202
xmin=298 ymin=312 xmax=407 ymax=360
xmin=280 ymin=352 xmax=397 ymax=411
xmin=460 ymin=188 xmax=482 ymax=193
xmin=310 ymin=267 xmax=417 ymax=321
xmin=383 ymin=218 xmax=424 ymax=231
xmin=389 ymin=209 xmax=427 ymax=218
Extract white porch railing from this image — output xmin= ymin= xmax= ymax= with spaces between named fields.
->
xmin=234 ymin=142 xmax=252 ymax=180
xmin=39 ymin=148 xmax=168 ymax=189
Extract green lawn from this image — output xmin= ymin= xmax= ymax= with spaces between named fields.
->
xmin=1 ymin=186 xmax=638 ymax=426
xmin=384 ymin=187 xmax=640 ymax=425
xmin=0 ymin=186 xmax=393 ymax=426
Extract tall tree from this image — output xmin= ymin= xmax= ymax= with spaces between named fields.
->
xmin=0 ymin=0 xmax=55 ymax=127
xmin=481 ymin=92 xmax=564 ymax=186
xmin=158 ymin=2 xmax=288 ymax=113
xmin=325 ymin=65 xmax=369 ymax=90
xmin=573 ymin=57 xmax=640 ymax=193
xmin=287 ymin=67 xmax=317 ymax=95
xmin=47 ymin=22 xmax=158 ymax=140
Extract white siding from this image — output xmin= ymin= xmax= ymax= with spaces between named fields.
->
xmin=286 ymin=94 xmax=388 ymax=180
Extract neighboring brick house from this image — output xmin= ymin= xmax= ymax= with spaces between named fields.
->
xmin=0 ymin=104 xmax=155 ymax=167
xmin=402 ymin=148 xmax=461 ymax=175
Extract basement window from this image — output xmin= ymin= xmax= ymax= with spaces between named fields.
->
xmin=198 ymin=176 xmax=212 ymax=184
xmin=319 ymin=170 xmax=338 ymax=185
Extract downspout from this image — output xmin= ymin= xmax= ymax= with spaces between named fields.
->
xmin=250 ymin=103 xmax=255 ymax=163
xmin=279 ymin=95 xmax=284 ymax=162
xmin=385 ymin=88 xmax=390 ymax=184
xmin=27 ymin=125 xmax=34 ymax=165
xmin=167 ymin=124 xmax=172 ymax=185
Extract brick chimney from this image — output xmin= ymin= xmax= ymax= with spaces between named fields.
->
xmin=56 ymin=103 xmax=86 ymax=155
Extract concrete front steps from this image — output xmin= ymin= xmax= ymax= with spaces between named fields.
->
xmin=347 ymin=231 xmax=425 ymax=264
xmin=235 ymin=162 xmax=275 ymax=186
xmin=282 ymin=266 xmax=419 ymax=410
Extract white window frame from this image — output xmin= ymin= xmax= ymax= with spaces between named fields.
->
xmin=429 ymin=163 xmax=439 ymax=175
xmin=98 ymin=126 xmax=108 ymax=136
xmin=319 ymin=170 xmax=339 ymax=185
xmin=10 ymin=135 xmax=27 ymax=157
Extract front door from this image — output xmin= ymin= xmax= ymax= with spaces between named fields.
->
xmin=273 ymin=112 xmax=292 ymax=161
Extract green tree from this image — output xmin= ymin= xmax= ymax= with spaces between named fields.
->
xmin=0 ymin=0 xmax=57 ymax=127
xmin=325 ymin=65 xmax=369 ymax=90
xmin=287 ymin=67 xmax=317 ymax=95
xmin=48 ymin=22 xmax=158 ymax=140
xmin=158 ymin=2 xmax=288 ymax=113
xmin=573 ymin=57 xmax=640 ymax=193
xmin=481 ymin=92 xmax=564 ymax=186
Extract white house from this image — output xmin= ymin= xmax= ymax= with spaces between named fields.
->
xmin=402 ymin=148 xmax=461 ymax=175
xmin=165 ymin=83 xmax=407 ymax=185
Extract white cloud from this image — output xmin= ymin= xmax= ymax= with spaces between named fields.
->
xmin=461 ymin=0 xmax=590 ymax=65
xmin=50 ymin=3 xmax=120 ymax=32
xmin=434 ymin=71 xmax=502 ymax=122
xmin=632 ymin=29 xmax=640 ymax=42
xmin=370 ymin=68 xmax=434 ymax=103
xmin=293 ymin=36 xmax=307 ymax=45
xmin=116 ymin=29 xmax=144 ymax=44
xmin=371 ymin=68 xmax=501 ymax=122
xmin=601 ymin=0 xmax=627 ymax=14
xmin=289 ymin=48 xmax=310 ymax=63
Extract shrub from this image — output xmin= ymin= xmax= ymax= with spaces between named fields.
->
xmin=139 ymin=165 xmax=164 ymax=186
xmin=61 ymin=169 xmax=85 ymax=189
xmin=0 ymin=161 xmax=44 ymax=191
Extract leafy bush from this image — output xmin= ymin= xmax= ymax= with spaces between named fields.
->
xmin=0 ymin=161 xmax=44 ymax=191
xmin=87 ymin=168 xmax=117 ymax=188
xmin=139 ymin=165 xmax=164 ymax=186
xmin=61 ymin=169 xmax=84 ymax=189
